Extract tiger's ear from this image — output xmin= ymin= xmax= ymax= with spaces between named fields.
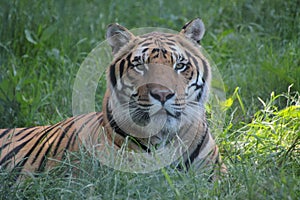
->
xmin=106 ymin=23 xmax=134 ymax=55
xmin=180 ymin=18 xmax=205 ymax=43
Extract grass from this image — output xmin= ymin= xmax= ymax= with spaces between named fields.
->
xmin=0 ymin=0 xmax=299 ymax=199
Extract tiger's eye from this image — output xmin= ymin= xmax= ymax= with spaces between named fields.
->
xmin=135 ymin=64 xmax=145 ymax=71
xmin=133 ymin=64 xmax=146 ymax=74
xmin=175 ymin=63 xmax=186 ymax=71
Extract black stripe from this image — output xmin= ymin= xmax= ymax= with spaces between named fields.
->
xmin=0 ymin=138 xmax=32 ymax=166
xmin=185 ymin=50 xmax=191 ymax=59
xmin=30 ymin=127 xmax=63 ymax=164
xmin=141 ymin=42 xmax=153 ymax=47
xmin=126 ymin=52 xmax=133 ymax=67
xmin=191 ymin=56 xmax=199 ymax=68
xmin=37 ymin=141 xmax=54 ymax=172
xmin=195 ymin=78 xmax=205 ymax=102
xmin=200 ymin=58 xmax=209 ymax=81
xmin=166 ymin=42 xmax=174 ymax=46
xmin=161 ymin=48 xmax=167 ymax=59
xmin=106 ymin=105 xmax=127 ymax=139
xmin=88 ymin=112 xmax=103 ymax=128
xmin=139 ymin=35 xmax=150 ymax=39
xmin=181 ymin=20 xmax=193 ymax=30
xmin=165 ymin=39 xmax=176 ymax=43
xmin=52 ymin=120 xmax=76 ymax=156
xmin=71 ymin=129 xmax=78 ymax=149
xmin=17 ymin=127 xmax=42 ymax=142
xmin=170 ymin=47 xmax=177 ymax=52
xmin=151 ymin=48 xmax=159 ymax=54
xmin=109 ymin=64 xmax=117 ymax=87
xmin=86 ymin=114 xmax=103 ymax=137
xmin=0 ymin=128 xmax=12 ymax=139
xmin=196 ymin=90 xmax=203 ymax=102
xmin=119 ymin=59 xmax=125 ymax=79
xmin=65 ymin=129 xmax=78 ymax=152
xmin=10 ymin=133 xmax=55 ymax=176
xmin=31 ymin=115 xmax=86 ymax=165
xmin=133 ymin=56 xmax=140 ymax=62
xmin=65 ymin=113 xmax=99 ymax=151
xmin=184 ymin=125 xmax=209 ymax=169
xmin=28 ymin=119 xmax=72 ymax=164
xmin=15 ymin=127 xmax=32 ymax=136
xmin=31 ymin=115 xmax=85 ymax=167
xmin=188 ymin=80 xmax=204 ymax=91
xmin=52 ymin=114 xmax=88 ymax=156
xmin=152 ymin=53 xmax=159 ymax=59
xmin=164 ymin=35 xmax=175 ymax=38
xmin=106 ymin=104 xmax=150 ymax=152
xmin=0 ymin=142 xmax=11 ymax=152
xmin=188 ymin=69 xmax=200 ymax=90
xmin=1 ymin=116 xmax=87 ymax=177
xmin=42 ymin=119 xmax=90 ymax=170
xmin=142 ymin=48 xmax=148 ymax=53
xmin=188 ymin=71 xmax=194 ymax=80
xmin=185 ymin=50 xmax=200 ymax=72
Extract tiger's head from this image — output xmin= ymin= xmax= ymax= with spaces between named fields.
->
xmin=103 ymin=18 xmax=211 ymax=147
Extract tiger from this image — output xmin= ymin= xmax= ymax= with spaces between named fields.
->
xmin=0 ymin=18 xmax=226 ymax=180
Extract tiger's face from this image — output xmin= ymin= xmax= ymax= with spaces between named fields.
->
xmin=104 ymin=19 xmax=211 ymax=145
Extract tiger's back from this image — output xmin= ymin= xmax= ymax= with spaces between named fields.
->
xmin=0 ymin=112 xmax=103 ymax=174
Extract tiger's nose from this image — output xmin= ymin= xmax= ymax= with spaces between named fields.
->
xmin=150 ymin=88 xmax=175 ymax=104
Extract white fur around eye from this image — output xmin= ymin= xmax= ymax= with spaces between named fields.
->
xmin=174 ymin=63 xmax=187 ymax=72
xmin=133 ymin=64 xmax=145 ymax=74
xmin=174 ymin=58 xmax=189 ymax=73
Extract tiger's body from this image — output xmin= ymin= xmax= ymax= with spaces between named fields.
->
xmin=0 ymin=112 xmax=103 ymax=175
xmin=0 ymin=18 xmax=226 ymax=179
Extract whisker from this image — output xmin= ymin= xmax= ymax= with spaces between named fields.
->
xmin=180 ymin=100 xmax=206 ymax=124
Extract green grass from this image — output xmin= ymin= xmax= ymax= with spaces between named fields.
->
xmin=0 ymin=0 xmax=299 ymax=199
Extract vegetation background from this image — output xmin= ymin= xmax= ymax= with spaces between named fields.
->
xmin=0 ymin=0 xmax=299 ymax=199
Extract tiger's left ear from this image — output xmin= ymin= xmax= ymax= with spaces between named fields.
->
xmin=106 ymin=23 xmax=135 ymax=55
xmin=180 ymin=18 xmax=205 ymax=43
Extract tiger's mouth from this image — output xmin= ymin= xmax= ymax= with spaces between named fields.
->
xmin=157 ymin=109 xmax=181 ymax=119
xmin=129 ymin=98 xmax=182 ymax=127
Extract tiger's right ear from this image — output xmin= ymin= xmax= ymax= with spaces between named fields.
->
xmin=106 ymin=24 xmax=134 ymax=55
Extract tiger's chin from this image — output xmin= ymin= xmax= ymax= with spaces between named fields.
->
xmin=129 ymin=109 xmax=182 ymax=140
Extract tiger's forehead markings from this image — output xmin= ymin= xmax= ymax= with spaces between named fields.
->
xmin=130 ymin=32 xmax=209 ymax=73
xmin=136 ymin=35 xmax=179 ymax=52
xmin=130 ymin=33 xmax=180 ymax=66
xmin=137 ymin=32 xmax=177 ymax=48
